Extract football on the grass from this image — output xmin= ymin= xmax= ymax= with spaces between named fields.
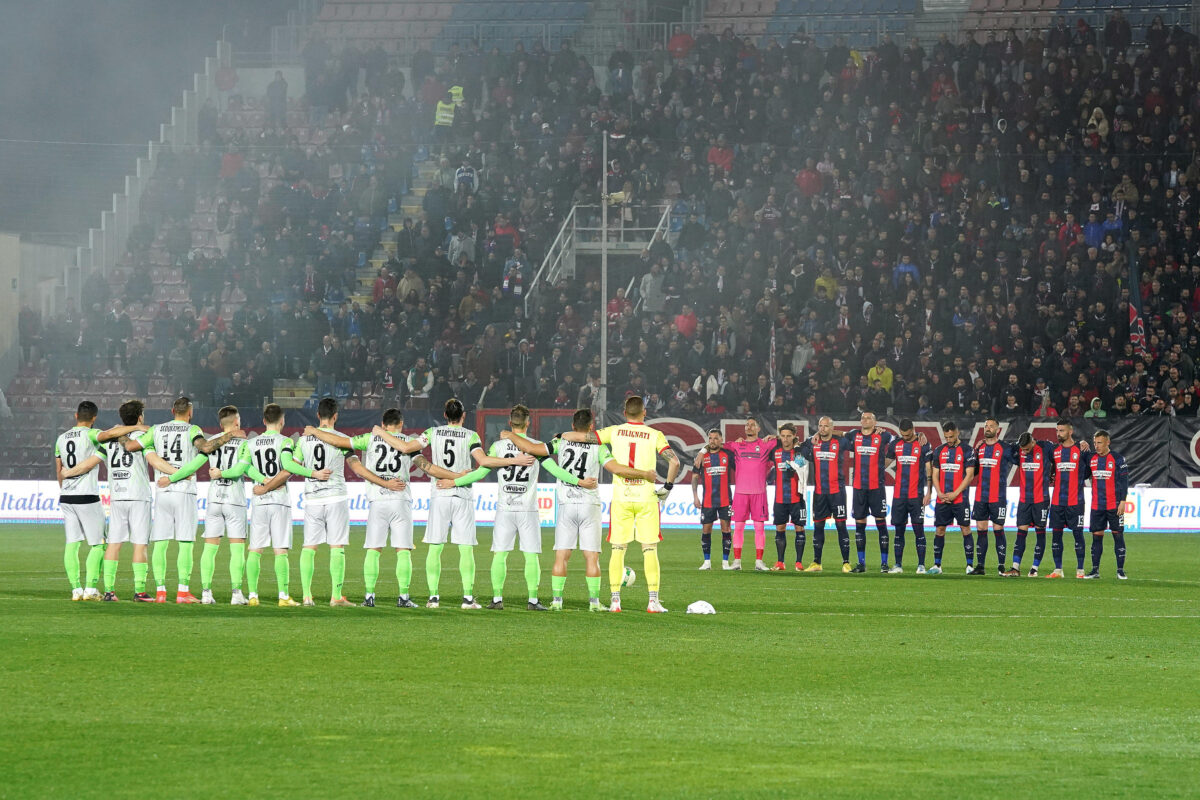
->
xmin=622 ymin=567 xmax=636 ymax=587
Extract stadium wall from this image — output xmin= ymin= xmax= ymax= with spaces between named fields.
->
xmin=0 ymin=481 xmax=1196 ymax=533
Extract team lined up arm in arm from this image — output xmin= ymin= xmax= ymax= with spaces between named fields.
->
xmin=368 ymin=426 xmax=430 ymax=454
xmin=157 ymin=453 xmax=209 ymax=488
xmin=346 ymin=455 xmax=406 ymax=492
xmin=209 ymin=441 xmax=250 ymax=481
xmin=280 ymin=441 xmax=331 ymax=481
xmin=55 ymin=432 xmax=107 ymax=485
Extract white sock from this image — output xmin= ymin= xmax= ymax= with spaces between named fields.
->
xmin=157 ymin=585 xmax=166 ymax=592
xmin=178 ymin=584 xmax=188 ymax=592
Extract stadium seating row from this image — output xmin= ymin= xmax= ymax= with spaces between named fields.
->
xmin=705 ymin=0 xmax=918 ymax=15
xmin=452 ymin=2 xmax=590 ymax=21
xmin=960 ymin=9 xmax=1185 ymax=33
xmin=967 ymin=0 xmax=1059 ymax=9
xmin=317 ymin=1 xmax=590 ymax=21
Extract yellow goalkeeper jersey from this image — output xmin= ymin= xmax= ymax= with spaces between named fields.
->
xmin=596 ymin=421 xmax=669 ymax=504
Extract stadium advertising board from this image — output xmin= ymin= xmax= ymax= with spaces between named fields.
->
xmin=0 ymin=480 xmax=1195 ymax=532
xmin=12 ymin=414 xmax=1199 ymax=531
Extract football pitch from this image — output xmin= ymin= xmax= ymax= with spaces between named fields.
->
xmin=2 ymin=527 xmax=1197 ymax=799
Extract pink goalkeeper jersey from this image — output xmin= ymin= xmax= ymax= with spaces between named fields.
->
xmin=727 ymin=439 xmax=771 ymax=495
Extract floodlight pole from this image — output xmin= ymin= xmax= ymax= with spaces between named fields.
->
xmin=599 ymin=130 xmax=609 ymax=417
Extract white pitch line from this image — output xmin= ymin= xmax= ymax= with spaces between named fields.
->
xmin=756 ymin=587 xmax=1198 ymax=602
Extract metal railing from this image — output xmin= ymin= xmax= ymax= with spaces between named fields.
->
xmin=573 ymin=203 xmax=671 ymax=246
xmin=73 ymin=40 xmax=233 ymax=308
xmin=524 ymin=205 xmax=578 ymax=316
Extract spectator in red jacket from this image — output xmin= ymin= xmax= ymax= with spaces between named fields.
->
xmin=795 ymin=158 xmax=822 ymax=197
xmin=674 ymin=303 xmax=698 ymax=339
xmin=706 ymin=134 xmax=734 ymax=175
xmin=667 ymin=25 xmax=694 ymax=60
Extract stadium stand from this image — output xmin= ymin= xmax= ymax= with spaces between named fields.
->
xmin=6 ymin=2 xmax=1200 ymax=479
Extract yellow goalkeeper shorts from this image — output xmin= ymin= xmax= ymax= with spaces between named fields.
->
xmin=607 ymin=500 xmax=661 ymax=546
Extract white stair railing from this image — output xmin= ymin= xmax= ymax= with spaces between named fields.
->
xmin=524 ymin=205 xmax=578 ymax=316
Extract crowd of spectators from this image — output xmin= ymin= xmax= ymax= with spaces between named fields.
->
xmin=16 ymin=12 xmax=1200 ymax=422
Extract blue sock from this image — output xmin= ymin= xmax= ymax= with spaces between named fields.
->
xmin=1033 ymin=531 xmax=1045 ymax=567
xmin=854 ymin=521 xmax=866 ymax=564
xmin=934 ymin=534 xmax=945 ymax=565
xmin=1072 ymin=529 xmax=1086 ymax=570
xmin=1013 ymin=531 xmax=1027 ymax=566
xmin=877 ymin=522 xmax=889 ymax=567
xmin=1051 ymin=530 xmax=1064 ymax=569
xmin=1113 ymin=531 xmax=1126 ymax=570
xmin=963 ymin=533 xmax=975 ymax=566
xmin=701 ymin=531 xmax=711 ymax=560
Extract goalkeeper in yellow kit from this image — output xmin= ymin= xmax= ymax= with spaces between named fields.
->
xmin=561 ymin=395 xmax=679 ymax=613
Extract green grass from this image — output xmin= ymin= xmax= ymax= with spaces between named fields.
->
xmin=1 ymin=526 xmax=1198 ymax=799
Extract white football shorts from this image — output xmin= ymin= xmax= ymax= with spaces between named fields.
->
xmin=250 ymin=504 xmax=292 ymax=550
xmin=151 ymin=492 xmax=198 ymax=542
xmin=108 ymin=500 xmax=151 ymax=545
xmin=554 ymin=502 xmax=603 ymax=553
xmin=303 ymin=501 xmax=349 ymax=547
xmin=492 ymin=510 xmax=541 ymax=553
xmin=63 ymin=501 xmax=105 ymax=546
xmin=423 ymin=495 xmax=476 ymax=546
xmin=205 ymin=502 xmax=247 ymax=540
xmin=364 ymin=498 xmax=414 ymax=550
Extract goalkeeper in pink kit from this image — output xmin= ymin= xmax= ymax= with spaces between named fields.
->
xmin=727 ymin=418 xmax=775 ymax=571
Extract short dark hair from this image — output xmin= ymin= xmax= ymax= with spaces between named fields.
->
xmin=1094 ymin=429 xmax=1110 ymax=440
xmin=172 ymin=396 xmax=192 ymax=416
xmin=624 ymin=395 xmax=645 ymax=418
xmin=1057 ymin=419 xmax=1073 ymax=428
xmin=119 ymin=400 xmax=145 ymax=426
xmin=444 ymin=398 xmax=465 ymax=422
xmin=778 ymin=422 xmax=796 ymax=434
xmin=218 ymin=405 xmax=239 ymax=423
xmin=941 ymin=421 xmax=957 ymax=432
xmin=263 ymin=403 xmax=284 ymax=425
xmin=572 ymin=408 xmax=593 ymax=432
xmin=509 ymin=404 xmax=531 ymax=427
xmin=1017 ymin=432 xmax=1033 ymax=447
xmin=317 ymin=397 xmax=338 ymax=420
xmin=898 ymin=418 xmax=913 ymax=432
xmin=77 ymin=401 xmax=99 ymax=422
xmin=381 ymin=408 xmax=403 ymax=427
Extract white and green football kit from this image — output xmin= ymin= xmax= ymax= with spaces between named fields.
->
xmin=456 ymin=436 xmax=592 ymax=553
xmin=244 ymin=431 xmax=295 ymax=550
xmin=106 ymin=437 xmax=153 ymax=545
xmin=350 ymin=431 xmax=415 ymax=550
xmin=550 ymin=439 xmax=614 ymax=553
xmin=55 ymin=426 xmax=107 ymax=546
xmin=422 ymin=425 xmax=482 ymax=546
xmin=137 ymin=422 xmax=207 ymax=542
xmin=295 ymin=429 xmax=351 ymax=547
xmin=205 ymin=436 xmax=249 ymax=540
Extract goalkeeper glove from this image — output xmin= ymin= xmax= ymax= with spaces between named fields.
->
xmin=790 ymin=456 xmax=807 ymax=470
xmin=655 ymin=482 xmax=673 ymax=503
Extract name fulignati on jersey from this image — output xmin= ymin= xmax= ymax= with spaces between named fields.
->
xmin=1 ymin=481 xmax=1197 ymax=532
